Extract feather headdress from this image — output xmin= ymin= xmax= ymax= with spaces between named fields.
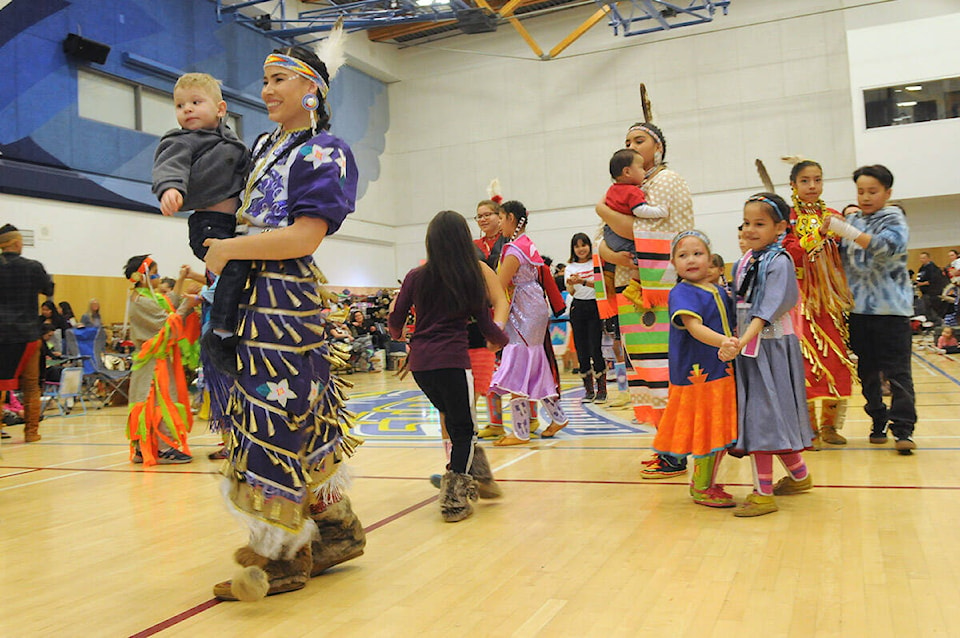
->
xmin=755 ymin=159 xmax=775 ymax=192
xmin=486 ymin=178 xmax=503 ymax=204
xmin=640 ymin=83 xmax=653 ymax=123
xmin=317 ymin=17 xmax=347 ymax=80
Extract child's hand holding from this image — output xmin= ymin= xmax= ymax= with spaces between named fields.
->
xmin=160 ymin=188 xmax=184 ymax=216
xmin=718 ymin=336 xmax=739 ymax=362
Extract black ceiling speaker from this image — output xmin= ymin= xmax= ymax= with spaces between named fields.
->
xmin=63 ymin=33 xmax=111 ymax=64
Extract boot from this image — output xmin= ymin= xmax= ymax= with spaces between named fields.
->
xmin=439 ymin=471 xmax=479 ymax=522
xmin=23 ymin=421 xmax=41 ymax=443
xmin=310 ymin=495 xmax=366 ymax=577
xmin=808 ymin=401 xmax=821 ymax=450
xmin=819 ymin=399 xmax=847 ymax=445
xmin=213 ymin=544 xmax=312 ymax=601
xmin=689 ymin=452 xmax=734 ymax=508
xmin=593 ymin=370 xmax=607 ymax=404
xmin=468 ymin=445 xmax=502 ymax=499
xmin=580 ymin=373 xmax=595 ymax=403
xmin=539 ymin=395 xmax=568 ymax=438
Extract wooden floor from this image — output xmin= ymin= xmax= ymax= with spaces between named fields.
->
xmin=2 ymin=343 xmax=960 ymax=638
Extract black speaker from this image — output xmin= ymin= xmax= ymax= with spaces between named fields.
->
xmin=62 ymin=33 xmax=111 ymax=64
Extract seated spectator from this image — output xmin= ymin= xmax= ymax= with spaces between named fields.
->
xmin=39 ymin=300 xmax=68 ymax=335
xmin=79 ymin=298 xmax=103 ymax=328
xmin=937 ymin=326 xmax=958 ymax=354
xmin=58 ymin=301 xmax=78 ymax=328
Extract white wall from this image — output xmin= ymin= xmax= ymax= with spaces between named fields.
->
xmin=0 ymin=193 xmax=398 ymax=286
xmin=846 ymin=12 xmax=960 ymax=200
xmin=8 ymin=0 xmax=960 ymax=280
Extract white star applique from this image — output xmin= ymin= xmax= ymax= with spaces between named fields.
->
xmin=301 ymin=145 xmax=335 ymax=170
xmin=334 ymin=148 xmax=348 ymax=179
xmin=265 ymin=379 xmax=298 ymax=408
xmin=308 ymin=380 xmax=320 ymax=404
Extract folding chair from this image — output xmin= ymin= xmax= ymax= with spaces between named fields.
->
xmin=41 ymin=367 xmax=87 ymax=418
xmin=90 ymin=327 xmax=131 ymax=406
xmin=64 ymin=328 xmax=102 ymax=407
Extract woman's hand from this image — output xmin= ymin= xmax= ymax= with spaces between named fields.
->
xmin=202 ymin=238 xmax=230 ymax=275
xmin=609 ymin=251 xmax=634 ymax=268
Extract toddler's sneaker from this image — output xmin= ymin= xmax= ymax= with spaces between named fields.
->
xmin=158 ymin=448 xmax=193 ymax=464
xmin=895 ymin=437 xmax=916 ymax=455
xmin=640 ymin=454 xmax=687 ymax=479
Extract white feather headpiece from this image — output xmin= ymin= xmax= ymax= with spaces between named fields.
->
xmin=486 ymin=178 xmax=503 ymax=204
xmin=317 ymin=17 xmax=347 ymax=81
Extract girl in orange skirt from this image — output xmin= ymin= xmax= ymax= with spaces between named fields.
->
xmin=648 ymin=230 xmax=739 ymax=507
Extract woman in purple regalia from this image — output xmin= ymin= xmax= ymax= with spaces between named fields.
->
xmin=201 ymin=40 xmax=366 ymax=602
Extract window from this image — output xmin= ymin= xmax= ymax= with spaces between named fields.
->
xmin=864 ymin=77 xmax=960 ymax=129
xmin=77 ymin=69 xmax=242 ymax=137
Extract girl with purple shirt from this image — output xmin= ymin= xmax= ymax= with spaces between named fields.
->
xmin=389 ymin=210 xmax=509 ymax=522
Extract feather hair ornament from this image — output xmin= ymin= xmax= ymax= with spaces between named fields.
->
xmin=640 ymin=83 xmax=653 ymax=123
xmin=487 ymin=178 xmax=503 ymax=204
xmin=317 ymin=17 xmax=347 ymax=80
xmin=755 ymin=159 xmax=775 ymax=192
xmin=781 ymin=154 xmax=805 ymax=167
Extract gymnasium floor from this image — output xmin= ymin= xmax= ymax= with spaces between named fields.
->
xmin=2 ymin=343 xmax=959 ymax=637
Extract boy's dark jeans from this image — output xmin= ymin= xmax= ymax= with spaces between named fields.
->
xmin=848 ymin=313 xmax=917 ymax=439
xmin=188 ymin=211 xmax=250 ymax=333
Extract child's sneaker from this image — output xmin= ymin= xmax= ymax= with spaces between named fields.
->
xmin=895 ymin=437 xmax=916 ymax=455
xmin=869 ymin=425 xmax=888 ymax=444
xmin=640 ymin=454 xmax=687 ymax=479
xmin=158 ymin=448 xmax=193 ymax=464
xmin=691 ymin=485 xmax=735 ymax=508
xmin=733 ymin=492 xmax=778 ymax=517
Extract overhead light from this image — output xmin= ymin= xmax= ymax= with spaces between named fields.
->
xmin=896 ymin=101 xmax=917 ymax=107
xmin=905 ymin=85 xmax=923 ymax=91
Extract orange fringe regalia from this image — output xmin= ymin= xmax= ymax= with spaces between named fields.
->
xmin=783 ymin=196 xmax=856 ymax=400
xmin=127 ymin=293 xmax=193 ymax=466
xmin=652 ymin=282 xmax=737 ymax=458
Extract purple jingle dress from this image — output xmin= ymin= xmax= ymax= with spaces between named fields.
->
xmin=489 ymin=234 xmax=559 ymax=400
xmin=222 ymin=126 xmax=360 ymax=540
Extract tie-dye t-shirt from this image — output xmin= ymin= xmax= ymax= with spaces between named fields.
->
xmin=839 ymin=206 xmax=912 ymax=317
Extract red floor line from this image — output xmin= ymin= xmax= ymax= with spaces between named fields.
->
xmin=356 ymin=475 xmax=960 ymax=490
xmin=0 ymin=468 xmax=41 ymax=480
xmin=0 ymin=465 xmax=219 ymax=475
xmin=128 ymin=598 xmax=221 ymax=638
xmin=128 ymin=494 xmax=438 ymax=637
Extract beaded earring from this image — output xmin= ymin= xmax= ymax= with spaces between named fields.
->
xmin=302 ymin=93 xmax=319 ymax=133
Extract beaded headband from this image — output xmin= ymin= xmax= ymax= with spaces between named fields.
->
xmin=671 ymin=229 xmax=711 ymax=255
xmin=264 ymin=53 xmax=330 ymax=98
xmin=747 ymin=195 xmax=788 ymax=222
xmin=626 ymin=123 xmax=663 ymax=148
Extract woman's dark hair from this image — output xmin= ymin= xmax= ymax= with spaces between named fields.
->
xmin=41 ymin=300 xmax=59 ymax=316
xmin=58 ymin=302 xmax=75 ymax=320
xmin=747 ymin=192 xmax=792 ymax=223
xmin=852 ymin=164 xmax=894 ymax=189
xmin=416 ymin=210 xmax=488 ymax=317
xmin=569 ymin=232 xmax=592 ymax=263
xmin=627 ymin=121 xmax=667 ymax=161
xmin=124 ymin=254 xmax=150 ymax=280
xmin=273 ymin=45 xmax=332 ymax=131
xmin=789 ymin=159 xmax=822 ymax=183
xmin=501 ymin=200 xmax=527 ymax=225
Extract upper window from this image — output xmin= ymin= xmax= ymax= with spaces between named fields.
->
xmin=77 ymin=69 xmax=242 ymax=138
xmin=864 ymin=77 xmax=960 ymax=129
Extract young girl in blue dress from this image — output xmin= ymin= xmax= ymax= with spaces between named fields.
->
xmin=650 ymin=230 xmax=739 ymax=506
xmin=725 ymin=193 xmax=816 ymax=517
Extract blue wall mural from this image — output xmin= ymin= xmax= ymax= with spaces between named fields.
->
xmin=0 ymin=0 xmax=386 ymax=213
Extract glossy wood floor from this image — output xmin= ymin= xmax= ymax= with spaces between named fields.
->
xmin=2 ymin=344 xmax=959 ymax=638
